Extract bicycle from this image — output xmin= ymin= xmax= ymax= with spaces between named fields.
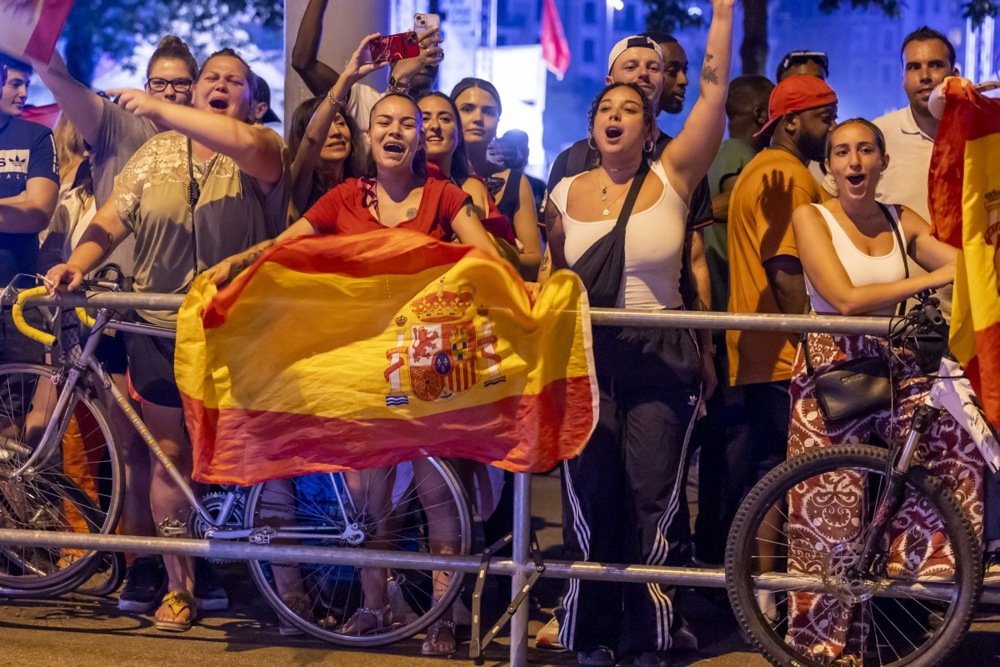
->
xmin=0 ymin=277 xmax=471 ymax=646
xmin=724 ymin=293 xmax=1000 ymax=666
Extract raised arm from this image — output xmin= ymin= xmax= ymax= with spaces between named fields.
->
xmin=792 ymin=204 xmax=955 ymax=316
xmin=662 ymin=0 xmax=735 ymax=200
xmin=291 ymin=0 xmax=340 ymax=95
xmin=109 ymin=90 xmax=284 ymax=191
xmin=292 ymin=34 xmax=384 ymax=212
xmin=30 ymin=51 xmax=105 ymax=146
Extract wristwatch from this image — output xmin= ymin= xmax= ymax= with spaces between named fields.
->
xmin=386 ymin=75 xmax=409 ymax=95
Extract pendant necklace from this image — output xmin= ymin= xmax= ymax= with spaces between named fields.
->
xmin=598 ymin=172 xmax=631 ymax=216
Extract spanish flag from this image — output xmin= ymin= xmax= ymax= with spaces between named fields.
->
xmin=175 ymin=229 xmax=597 ymax=485
xmin=929 ymin=78 xmax=1000 ymax=426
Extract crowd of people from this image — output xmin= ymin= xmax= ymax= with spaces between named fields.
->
xmin=0 ymin=0 xmax=996 ymax=664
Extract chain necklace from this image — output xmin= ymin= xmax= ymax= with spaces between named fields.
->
xmin=597 ymin=170 xmax=634 ymax=216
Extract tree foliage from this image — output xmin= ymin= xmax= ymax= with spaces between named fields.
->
xmin=62 ymin=0 xmax=283 ymax=85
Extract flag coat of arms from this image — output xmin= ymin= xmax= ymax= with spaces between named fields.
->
xmin=929 ymin=78 xmax=1000 ymax=426
xmin=175 ymin=229 xmax=598 ymax=485
xmin=0 ymin=0 xmax=74 ymax=64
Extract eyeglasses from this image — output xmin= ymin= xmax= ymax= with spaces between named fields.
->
xmin=777 ymin=51 xmax=830 ymax=78
xmin=146 ymin=77 xmax=193 ymax=93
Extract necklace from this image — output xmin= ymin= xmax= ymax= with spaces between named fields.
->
xmin=605 ymin=162 xmax=640 ymax=174
xmin=597 ymin=170 xmax=632 ymax=216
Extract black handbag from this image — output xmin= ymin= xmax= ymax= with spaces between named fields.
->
xmin=804 ymin=204 xmax=908 ymax=422
xmin=569 ymin=162 xmax=649 ymax=308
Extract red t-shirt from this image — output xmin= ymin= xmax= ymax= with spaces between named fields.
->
xmin=303 ymin=176 xmax=470 ymax=240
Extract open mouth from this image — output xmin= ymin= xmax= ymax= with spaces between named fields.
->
xmin=208 ymin=99 xmax=229 ymax=110
xmin=605 ymin=126 xmax=624 ymax=139
xmin=383 ymin=142 xmax=406 ymax=154
xmin=846 ymin=174 xmax=865 ymax=186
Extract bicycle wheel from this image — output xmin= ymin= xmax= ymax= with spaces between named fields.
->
xmin=245 ymin=457 xmax=472 ymax=646
xmin=725 ymin=444 xmax=981 ymax=667
xmin=0 ymin=363 xmax=124 ymax=595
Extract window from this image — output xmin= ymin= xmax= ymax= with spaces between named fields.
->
xmin=584 ymin=2 xmax=596 ymax=23
xmin=584 ymin=38 xmax=596 ymax=63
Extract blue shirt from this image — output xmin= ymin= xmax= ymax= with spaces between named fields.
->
xmin=0 ymin=115 xmax=58 ymax=284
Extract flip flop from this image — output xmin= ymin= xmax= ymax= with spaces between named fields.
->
xmin=154 ymin=590 xmax=197 ymax=632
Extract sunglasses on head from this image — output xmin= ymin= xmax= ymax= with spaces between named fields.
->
xmin=779 ymin=51 xmax=829 ymax=77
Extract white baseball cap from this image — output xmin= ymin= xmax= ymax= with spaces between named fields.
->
xmin=607 ymin=35 xmax=664 ymax=74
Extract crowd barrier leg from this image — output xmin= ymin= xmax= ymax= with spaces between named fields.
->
xmin=509 ymin=472 xmax=532 ymax=667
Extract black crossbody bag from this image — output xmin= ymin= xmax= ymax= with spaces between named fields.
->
xmin=570 ymin=162 xmax=649 ymax=307
xmin=803 ymin=204 xmax=909 ymax=422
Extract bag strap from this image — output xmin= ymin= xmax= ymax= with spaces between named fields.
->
xmin=610 ymin=161 xmax=650 ymax=239
xmin=803 ymin=203 xmax=910 ymax=375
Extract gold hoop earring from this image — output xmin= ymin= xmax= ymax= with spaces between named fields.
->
xmin=588 ymin=136 xmax=597 ymax=151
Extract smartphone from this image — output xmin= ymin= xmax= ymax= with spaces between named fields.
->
xmin=369 ymin=31 xmax=420 ymax=65
xmin=414 ymin=12 xmax=440 ymax=32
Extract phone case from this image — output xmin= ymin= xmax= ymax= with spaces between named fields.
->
xmin=369 ymin=32 xmax=420 ymax=65
xmin=414 ymin=13 xmax=440 ymax=31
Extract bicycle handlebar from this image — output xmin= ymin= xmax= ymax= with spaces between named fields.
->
xmin=12 ymin=286 xmax=99 ymax=347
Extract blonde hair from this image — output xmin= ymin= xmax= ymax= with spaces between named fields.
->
xmin=53 ymin=114 xmax=86 ymax=187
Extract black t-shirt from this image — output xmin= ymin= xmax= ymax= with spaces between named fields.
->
xmin=0 ymin=116 xmax=58 ymax=284
xmin=545 ymin=133 xmax=712 ymax=231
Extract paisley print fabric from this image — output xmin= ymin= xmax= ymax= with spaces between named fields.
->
xmin=786 ymin=332 xmax=984 ymax=659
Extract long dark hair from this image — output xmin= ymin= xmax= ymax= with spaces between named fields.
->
xmin=449 ymin=77 xmax=503 ymax=116
xmin=416 ymin=91 xmax=470 ymax=183
xmin=288 ymin=96 xmax=365 ymax=179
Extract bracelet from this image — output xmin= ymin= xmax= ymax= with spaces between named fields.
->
xmin=386 ymin=75 xmax=409 ymax=95
xmin=327 ymin=88 xmax=346 ymax=110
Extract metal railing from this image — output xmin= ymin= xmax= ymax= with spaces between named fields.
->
xmin=1 ymin=291 xmax=995 ymax=667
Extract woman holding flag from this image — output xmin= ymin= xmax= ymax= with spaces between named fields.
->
xmin=204 ymin=35 xmax=497 ymax=656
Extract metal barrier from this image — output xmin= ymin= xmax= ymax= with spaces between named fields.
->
xmin=2 ymin=291 xmax=995 ymax=666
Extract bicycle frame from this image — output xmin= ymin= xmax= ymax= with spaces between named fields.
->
xmin=6 ymin=300 xmax=363 ymax=546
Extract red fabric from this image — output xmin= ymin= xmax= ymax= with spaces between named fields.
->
xmin=183 ymin=375 xmax=595 ymax=484
xmin=425 ymin=162 xmax=517 ymax=244
xmin=21 ymin=103 xmax=60 ymax=130
xmin=304 ymin=176 xmax=468 ymax=240
xmin=23 ymin=0 xmax=73 ymax=63
xmin=541 ymin=0 xmax=571 ymax=79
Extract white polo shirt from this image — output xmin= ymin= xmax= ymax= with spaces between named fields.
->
xmin=874 ymin=106 xmax=934 ymax=223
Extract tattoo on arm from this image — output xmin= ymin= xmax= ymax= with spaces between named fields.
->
xmin=539 ymin=251 xmax=550 ymax=273
xmin=701 ymin=65 xmax=719 ymax=85
xmin=462 ymin=202 xmax=475 ymax=218
xmin=232 ymin=240 xmax=275 ymax=274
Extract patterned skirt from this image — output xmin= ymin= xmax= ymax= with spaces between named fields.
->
xmin=786 ymin=332 xmax=984 ymax=659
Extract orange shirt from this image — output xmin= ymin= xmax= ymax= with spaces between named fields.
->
xmin=726 ymin=148 xmax=826 ymax=386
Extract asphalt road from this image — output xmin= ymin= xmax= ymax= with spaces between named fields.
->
xmin=1 ymin=472 xmax=998 ymax=666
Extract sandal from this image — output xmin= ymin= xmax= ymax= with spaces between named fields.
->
xmin=278 ymin=592 xmax=312 ymax=637
xmin=340 ymin=605 xmax=391 ymax=635
xmin=154 ymin=589 xmax=197 ymax=632
xmin=421 ymin=618 xmax=457 ymax=656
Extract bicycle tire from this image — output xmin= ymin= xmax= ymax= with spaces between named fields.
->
xmin=725 ymin=445 xmax=981 ymax=667
xmin=0 ymin=363 xmax=124 ymax=596
xmin=244 ymin=457 xmax=472 ymax=646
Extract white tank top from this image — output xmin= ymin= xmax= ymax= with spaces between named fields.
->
xmin=804 ymin=203 xmax=907 ymax=316
xmin=548 ymin=159 xmax=690 ymax=310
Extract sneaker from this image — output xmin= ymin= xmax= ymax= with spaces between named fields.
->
xmin=535 ymin=614 xmax=565 ymax=651
xmin=194 ymin=559 xmax=229 ymax=611
xmin=577 ymin=646 xmax=615 ymax=666
xmin=118 ymin=556 xmax=166 ymax=613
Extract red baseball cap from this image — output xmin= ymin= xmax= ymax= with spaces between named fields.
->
xmin=754 ymin=74 xmax=838 ymax=138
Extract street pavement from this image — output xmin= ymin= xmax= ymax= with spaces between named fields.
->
xmin=1 ymin=472 xmax=998 ymax=666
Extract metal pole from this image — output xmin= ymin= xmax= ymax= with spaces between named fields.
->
xmin=508 ymin=473 xmax=532 ymax=667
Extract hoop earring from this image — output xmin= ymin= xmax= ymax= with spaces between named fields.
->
xmin=588 ymin=136 xmax=597 ymax=151
xmin=643 ymin=138 xmax=655 ymax=154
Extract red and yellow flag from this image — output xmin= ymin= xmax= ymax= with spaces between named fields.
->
xmin=175 ymin=229 xmax=597 ymax=485
xmin=929 ymin=78 xmax=1000 ymax=426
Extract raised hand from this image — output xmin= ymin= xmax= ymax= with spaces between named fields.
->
xmin=106 ymin=88 xmax=162 ymax=119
